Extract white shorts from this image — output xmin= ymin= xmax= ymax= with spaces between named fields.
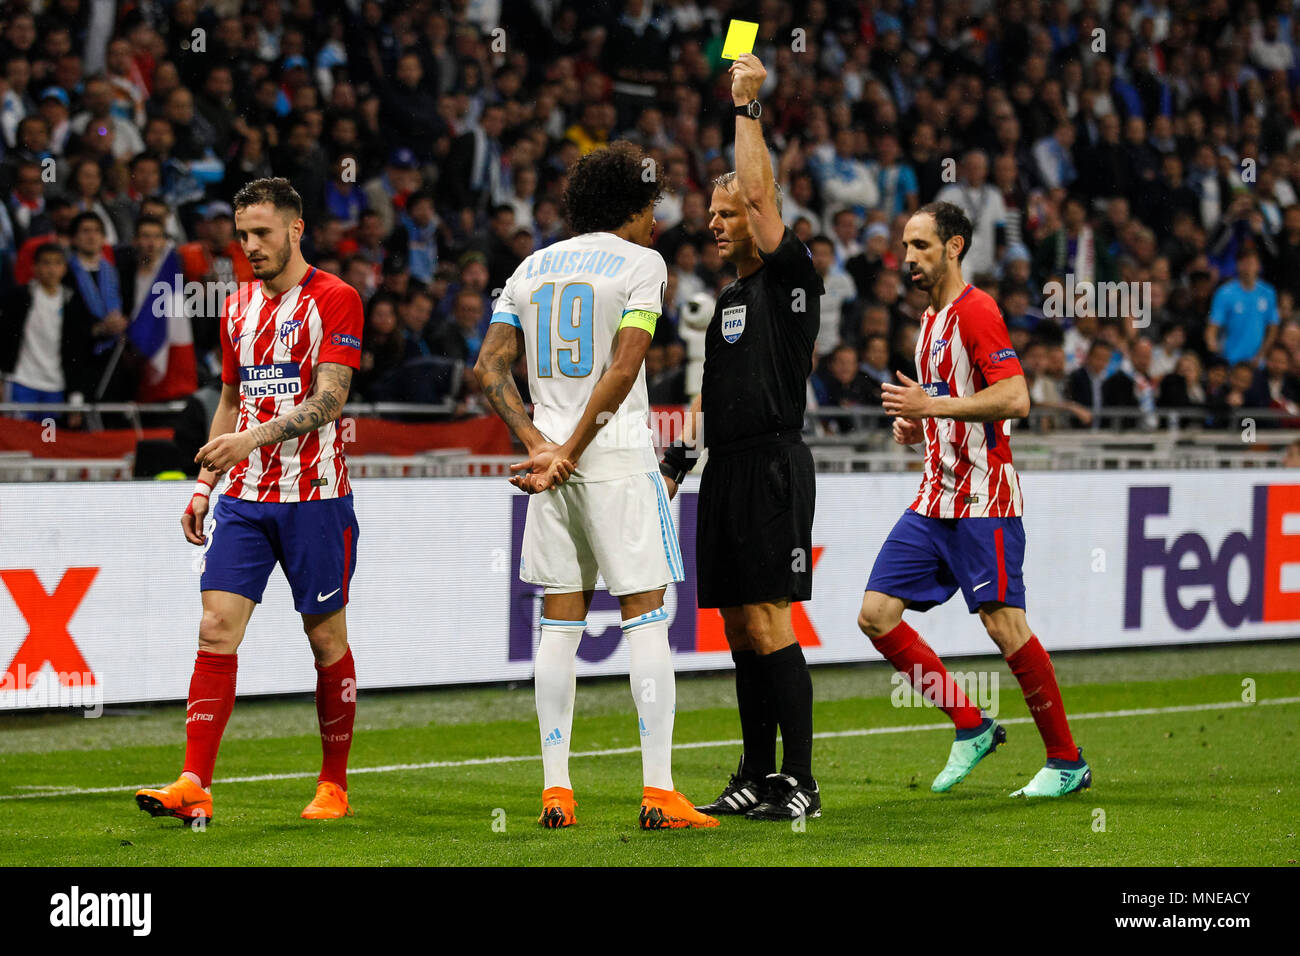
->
xmin=520 ymin=471 xmax=685 ymax=596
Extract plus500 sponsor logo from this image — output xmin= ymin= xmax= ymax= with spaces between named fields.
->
xmin=239 ymin=362 xmax=302 ymax=399
xmin=1125 ymin=485 xmax=1300 ymax=630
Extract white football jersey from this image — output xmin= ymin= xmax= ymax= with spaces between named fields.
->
xmin=491 ymin=232 xmax=666 ymax=482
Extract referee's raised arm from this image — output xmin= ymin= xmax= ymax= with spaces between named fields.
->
xmin=729 ymin=54 xmax=785 ymax=255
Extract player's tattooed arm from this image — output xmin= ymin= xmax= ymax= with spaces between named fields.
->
xmin=475 ymin=322 xmax=547 ymax=452
xmin=246 ymin=362 xmax=353 ymax=447
xmin=195 ymin=363 xmax=353 ymax=473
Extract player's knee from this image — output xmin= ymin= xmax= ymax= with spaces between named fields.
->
xmin=980 ymin=611 xmax=1026 ymax=650
xmin=198 ymin=609 xmax=240 ymax=653
xmin=857 ymin=597 xmax=900 ymax=639
xmin=305 ymin=624 xmax=347 ymax=663
xmin=723 ymin=618 xmax=752 ymax=652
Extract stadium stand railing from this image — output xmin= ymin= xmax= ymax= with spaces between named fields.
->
xmin=2 ymin=404 xmax=1298 ymax=481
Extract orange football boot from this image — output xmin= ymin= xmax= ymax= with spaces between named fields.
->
xmin=301 ymin=781 xmax=353 ymax=819
xmin=639 ymin=787 xmax=720 ymax=829
xmin=538 ymin=786 xmax=577 ymax=827
xmin=135 ymin=776 xmax=213 ymax=826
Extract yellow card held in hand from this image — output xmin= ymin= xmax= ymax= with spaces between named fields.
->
xmin=721 ymin=19 xmax=758 ymax=59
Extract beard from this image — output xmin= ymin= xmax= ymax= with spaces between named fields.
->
xmin=906 ymin=259 xmax=944 ymax=290
xmin=251 ymin=238 xmax=292 ymax=280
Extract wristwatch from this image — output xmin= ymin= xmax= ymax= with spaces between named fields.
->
xmin=734 ymin=100 xmax=762 ymax=120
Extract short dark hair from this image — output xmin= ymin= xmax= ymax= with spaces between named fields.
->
xmin=914 ymin=200 xmax=974 ymax=262
xmin=70 ymin=211 xmax=106 ymax=235
xmin=562 ymin=140 xmax=662 ymax=235
xmin=34 ymin=242 xmax=67 ymax=263
xmin=808 ymin=234 xmax=835 ymax=252
xmin=135 ymin=215 xmax=166 ymax=235
xmin=130 ymin=152 xmax=162 ymax=171
xmin=233 ymin=176 xmax=304 ymax=220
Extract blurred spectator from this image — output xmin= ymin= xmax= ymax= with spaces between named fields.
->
xmin=362 ymin=149 xmax=422 ymax=239
xmin=394 ymin=190 xmax=440 ymax=286
xmin=809 ymin=234 xmax=856 ymax=358
xmin=1157 ymin=351 xmax=1208 ymax=413
xmin=399 ymin=287 xmax=438 ymax=361
xmin=655 ymin=189 xmax=708 ymax=265
xmin=813 ymin=344 xmax=881 ymax=434
xmin=1150 ymin=322 xmax=1187 ymax=380
xmin=1066 ymin=339 xmax=1114 ymax=429
xmin=1209 ymin=360 xmax=1258 ymax=425
xmin=431 ymin=288 xmax=488 ymax=365
xmin=936 ymin=150 xmax=1004 ymax=282
xmin=646 ymin=340 xmax=687 ymax=405
xmin=1 ymin=241 xmax=94 ymax=417
xmin=69 ymin=74 xmax=142 ymax=159
xmin=859 ymin=333 xmax=892 ymax=390
xmin=1248 ymin=343 xmax=1300 ymax=426
xmin=357 ymin=293 xmax=405 ymax=399
xmin=810 ymin=126 xmax=879 ymax=222
xmin=1207 ymin=246 xmax=1278 ymax=365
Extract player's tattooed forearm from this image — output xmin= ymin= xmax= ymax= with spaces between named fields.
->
xmin=248 ymin=363 xmax=352 ymax=447
xmin=478 ymin=325 xmax=535 ymax=438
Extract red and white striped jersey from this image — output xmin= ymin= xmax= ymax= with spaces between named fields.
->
xmin=219 ymin=266 xmax=364 ymax=503
xmin=910 ymin=284 xmax=1024 ymax=518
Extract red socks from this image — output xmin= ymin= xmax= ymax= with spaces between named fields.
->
xmin=1007 ymin=636 xmax=1079 ymax=761
xmin=182 ymin=650 xmax=238 ymax=790
xmin=871 ymin=621 xmax=983 ymax=730
xmin=315 ymin=647 xmax=356 ymax=789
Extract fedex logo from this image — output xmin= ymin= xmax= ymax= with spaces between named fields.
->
xmin=1 ymin=569 xmax=98 ymax=702
xmin=1125 ymin=485 xmax=1300 ymax=631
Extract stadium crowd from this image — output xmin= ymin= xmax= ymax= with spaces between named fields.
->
xmin=3 ymin=0 xmax=1300 ymax=436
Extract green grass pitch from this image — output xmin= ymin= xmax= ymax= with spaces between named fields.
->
xmin=1 ymin=642 xmax=1297 ymax=866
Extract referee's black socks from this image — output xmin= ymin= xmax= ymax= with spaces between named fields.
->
xmin=757 ymin=643 xmax=815 ymax=787
xmin=731 ymin=650 xmax=777 ymax=780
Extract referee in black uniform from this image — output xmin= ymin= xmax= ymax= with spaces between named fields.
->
xmin=660 ymin=52 xmax=824 ymax=820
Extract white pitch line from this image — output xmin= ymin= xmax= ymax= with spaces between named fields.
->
xmin=2 ymin=695 xmax=1296 ymax=803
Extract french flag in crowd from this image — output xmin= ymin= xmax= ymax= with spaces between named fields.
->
xmin=130 ymin=245 xmax=197 ymax=402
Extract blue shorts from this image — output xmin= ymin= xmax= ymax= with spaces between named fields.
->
xmin=200 ymin=494 xmax=359 ymax=614
xmin=866 ymin=509 xmax=1025 ymax=614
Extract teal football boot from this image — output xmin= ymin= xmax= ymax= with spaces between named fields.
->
xmin=1011 ymin=749 xmax=1092 ymax=797
xmin=931 ymin=717 xmax=1007 ymax=793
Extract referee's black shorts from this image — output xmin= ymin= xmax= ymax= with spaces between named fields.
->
xmin=696 ymin=431 xmax=816 ymax=610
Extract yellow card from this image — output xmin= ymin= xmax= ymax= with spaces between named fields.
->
xmin=721 ymin=19 xmax=758 ymax=60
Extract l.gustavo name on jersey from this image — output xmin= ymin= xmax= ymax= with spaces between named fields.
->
xmin=239 ymin=362 xmax=302 ymax=399
xmin=721 ymin=305 xmax=746 ymax=343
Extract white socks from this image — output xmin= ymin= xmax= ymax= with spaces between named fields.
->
xmin=534 ymin=608 xmax=677 ymax=793
xmin=535 ymin=618 xmax=584 ymax=790
xmin=623 ymin=608 xmax=676 ymax=792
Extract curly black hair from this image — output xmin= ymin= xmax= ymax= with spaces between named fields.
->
xmin=562 ymin=140 xmax=662 ymax=236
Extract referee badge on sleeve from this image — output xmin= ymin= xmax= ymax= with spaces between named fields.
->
xmin=721 ymin=305 xmax=747 ymax=343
